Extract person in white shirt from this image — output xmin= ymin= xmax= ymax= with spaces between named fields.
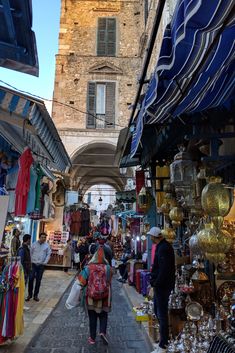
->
xmin=26 ymin=232 xmax=51 ymax=302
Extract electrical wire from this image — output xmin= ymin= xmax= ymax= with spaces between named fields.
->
xmin=0 ymin=79 xmax=126 ymax=128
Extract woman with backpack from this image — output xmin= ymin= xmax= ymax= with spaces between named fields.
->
xmin=78 ymin=246 xmax=112 ymax=345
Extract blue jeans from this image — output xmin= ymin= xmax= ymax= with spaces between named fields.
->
xmin=154 ymin=288 xmax=171 ymax=348
xmin=28 ymin=263 xmax=45 ymax=298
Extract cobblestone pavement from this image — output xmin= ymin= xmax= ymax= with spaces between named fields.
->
xmin=24 ymin=277 xmax=152 ymax=353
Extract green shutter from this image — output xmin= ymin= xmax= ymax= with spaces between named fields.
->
xmin=97 ymin=18 xmax=116 ymax=57
xmin=105 ymin=82 xmax=116 ymax=128
xmin=97 ymin=18 xmax=107 ymax=56
xmin=87 ymin=82 xmax=96 ymax=128
xmin=107 ymin=18 xmax=116 ymax=56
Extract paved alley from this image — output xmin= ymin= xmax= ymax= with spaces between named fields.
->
xmin=24 ymin=278 xmax=152 ymax=353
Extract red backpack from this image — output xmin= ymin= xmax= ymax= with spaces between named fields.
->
xmin=87 ymin=263 xmax=109 ymax=300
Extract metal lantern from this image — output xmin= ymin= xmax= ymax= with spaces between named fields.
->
xmin=201 ymin=176 xmax=233 ymax=217
xmin=138 ymin=187 xmax=151 ymax=212
xmin=170 ymin=146 xmax=197 ymax=187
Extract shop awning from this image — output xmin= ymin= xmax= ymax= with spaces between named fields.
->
xmin=0 ymin=0 xmax=39 ymax=76
xmin=0 ymin=85 xmax=71 ymax=171
xmin=131 ymin=0 xmax=235 ymax=157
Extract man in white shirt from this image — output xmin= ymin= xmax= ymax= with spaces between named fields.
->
xmin=26 ymin=232 xmax=51 ymax=302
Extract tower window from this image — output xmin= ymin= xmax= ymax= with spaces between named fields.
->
xmin=97 ymin=18 xmax=116 ymax=57
xmin=87 ymin=82 xmax=116 ymax=129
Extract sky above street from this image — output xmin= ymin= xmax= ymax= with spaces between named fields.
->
xmin=0 ymin=0 xmax=61 ymax=111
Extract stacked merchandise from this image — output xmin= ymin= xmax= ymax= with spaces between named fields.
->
xmin=0 ymin=257 xmax=24 ymax=345
xmin=48 ymin=231 xmax=69 ymax=266
xmin=113 ymin=237 xmax=123 ymax=260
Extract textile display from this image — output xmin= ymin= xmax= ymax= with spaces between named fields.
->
xmin=0 ymin=259 xmax=25 ymax=344
xmin=65 ymin=207 xmax=91 ymax=237
xmin=0 ymin=196 xmax=9 ymax=245
xmin=26 ymin=166 xmax=37 ymax=214
xmin=15 ymin=148 xmax=33 ymax=216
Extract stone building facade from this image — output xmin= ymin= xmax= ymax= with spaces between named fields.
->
xmin=52 ymin=0 xmax=175 ymax=196
xmin=52 ymin=0 xmax=147 ymax=194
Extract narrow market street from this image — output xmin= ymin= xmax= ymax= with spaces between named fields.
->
xmin=24 ymin=277 xmax=152 ymax=353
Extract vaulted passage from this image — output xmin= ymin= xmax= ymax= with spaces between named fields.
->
xmin=70 ymin=142 xmax=132 ymax=195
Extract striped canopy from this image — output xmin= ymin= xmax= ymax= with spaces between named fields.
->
xmin=131 ymin=0 xmax=235 ymax=157
xmin=0 ymin=85 xmax=71 ymax=171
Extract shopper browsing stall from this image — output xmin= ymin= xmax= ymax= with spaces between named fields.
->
xmin=11 ymin=228 xmax=21 ymax=256
xmin=148 ymin=227 xmax=175 ymax=353
xmin=18 ymin=234 xmax=31 ymax=284
xmin=26 ymin=232 xmax=51 ymax=302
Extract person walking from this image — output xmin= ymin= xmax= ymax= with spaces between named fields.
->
xmin=89 ymin=233 xmax=113 ymax=265
xmin=78 ymin=247 xmax=112 ymax=345
xmin=63 ymin=239 xmax=72 ymax=273
xmin=77 ymin=237 xmax=89 ymax=269
xmin=11 ymin=228 xmax=21 ymax=257
xmin=148 ymin=227 xmax=175 ymax=353
xmin=26 ymin=232 xmax=51 ymax=302
xmin=18 ymin=234 xmax=31 ymax=284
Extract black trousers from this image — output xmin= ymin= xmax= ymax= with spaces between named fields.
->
xmin=88 ymin=310 xmax=108 ymax=340
xmin=154 ymin=288 xmax=171 ymax=348
xmin=119 ymin=263 xmax=128 ymax=280
xmin=28 ymin=263 xmax=45 ymax=298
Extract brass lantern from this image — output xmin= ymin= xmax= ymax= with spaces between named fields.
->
xmin=161 ymin=227 xmax=175 ymax=243
xmin=201 ymin=176 xmax=233 ymax=217
xmin=169 ymin=206 xmax=184 ymax=222
xmin=197 ymin=223 xmax=232 ymax=259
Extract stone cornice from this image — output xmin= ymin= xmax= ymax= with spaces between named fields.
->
xmin=58 ymin=128 xmax=120 ymax=138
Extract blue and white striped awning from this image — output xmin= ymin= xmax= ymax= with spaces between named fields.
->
xmin=131 ymin=0 xmax=235 ymax=157
xmin=0 ymin=85 xmax=71 ymax=171
xmin=0 ymin=0 xmax=39 ymax=76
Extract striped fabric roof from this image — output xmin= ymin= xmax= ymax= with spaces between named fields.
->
xmin=131 ymin=0 xmax=235 ymax=157
xmin=0 ymin=85 xmax=71 ymax=171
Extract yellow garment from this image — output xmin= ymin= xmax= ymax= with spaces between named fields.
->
xmin=156 ymin=165 xmax=170 ymax=207
xmin=15 ymin=266 xmax=25 ymax=336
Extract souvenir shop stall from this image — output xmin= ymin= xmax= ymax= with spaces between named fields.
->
xmin=117 ymin=0 xmax=235 ymax=348
xmin=0 ymin=85 xmax=71 ymax=270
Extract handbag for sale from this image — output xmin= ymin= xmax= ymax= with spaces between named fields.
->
xmin=65 ymin=280 xmax=81 ymax=309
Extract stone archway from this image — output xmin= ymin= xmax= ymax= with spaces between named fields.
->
xmin=70 ymin=141 xmax=133 ymax=195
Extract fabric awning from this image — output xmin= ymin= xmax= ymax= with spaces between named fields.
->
xmin=0 ymin=85 xmax=71 ymax=171
xmin=131 ymin=0 xmax=235 ymax=157
xmin=0 ymin=0 xmax=39 ymax=76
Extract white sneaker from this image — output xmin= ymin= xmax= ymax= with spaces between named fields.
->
xmin=157 ymin=346 xmax=167 ymax=353
xmin=150 ymin=350 xmax=159 ymax=353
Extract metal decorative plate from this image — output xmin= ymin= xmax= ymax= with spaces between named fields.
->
xmin=186 ymin=301 xmax=203 ymax=321
xmin=217 ymin=281 xmax=235 ymax=304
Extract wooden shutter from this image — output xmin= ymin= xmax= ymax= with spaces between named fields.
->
xmin=97 ymin=18 xmax=107 ymax=56
xmin=107 ymin=18 xmax=116 ymax=56
xmin=87 ymin=82 xmax=96 ymax=128
xmin=105 ymin=82 xmax=116 ymax=128
xmin=97 ymin=18 xmax=116 ymax=56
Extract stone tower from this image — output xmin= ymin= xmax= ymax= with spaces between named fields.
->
xmin=52 ymin=0 xmax=143 ymax=195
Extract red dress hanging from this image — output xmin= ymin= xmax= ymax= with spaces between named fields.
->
xmin=15 ymin=148 xmax=33 ymax=216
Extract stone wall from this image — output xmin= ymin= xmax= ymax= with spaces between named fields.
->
xmin=52 ymin=0 xmax=144 ymax=133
